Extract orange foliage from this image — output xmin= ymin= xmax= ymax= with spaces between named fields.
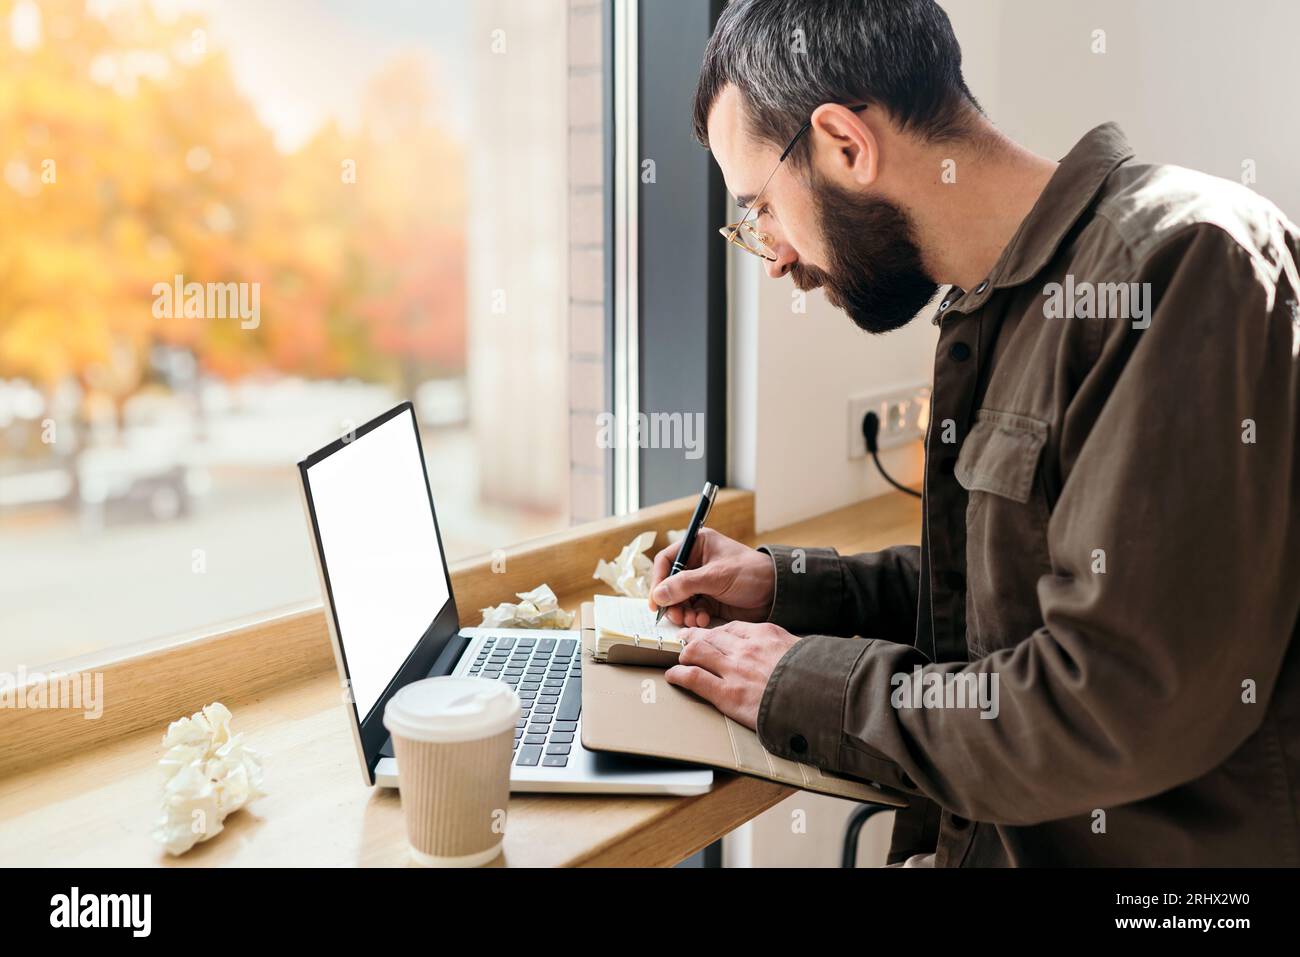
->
xmin=0 ymin=0 xmax=467 ymax=401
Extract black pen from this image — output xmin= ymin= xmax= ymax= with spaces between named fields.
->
xmin=654 ymin=481 xmax=719 ymax=625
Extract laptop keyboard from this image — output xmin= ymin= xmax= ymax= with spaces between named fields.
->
xmin=465 ymin=635 xmax=582 ymax=768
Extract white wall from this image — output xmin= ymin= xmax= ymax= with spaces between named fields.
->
xmin=731 ymin=251 xmax=940 ymax=534
xmin=980 ymin=0 xmax=1300 ymax=218
xmin=731 ymin=0 xmax=1300 ymax=866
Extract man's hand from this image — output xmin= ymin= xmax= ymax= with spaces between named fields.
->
xmin=665 ymin=621 xmax=800 ymax=729
xmin=648 ymin=528 xmax=776 ymax=627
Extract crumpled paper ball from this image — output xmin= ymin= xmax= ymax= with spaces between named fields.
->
xmin=480 ymin=583 xmax=575 ymax=629
xmin=152 ymin=702 xmax=266 ymax=856
xmin=593 ymin=530 xmax=662 ymax=598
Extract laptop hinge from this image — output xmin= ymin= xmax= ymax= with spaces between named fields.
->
xmin=428 ymin=631 xmax=472 ymax=677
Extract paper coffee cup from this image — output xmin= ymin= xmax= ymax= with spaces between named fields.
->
xmin=383 ymin=676 xmax=520 ymax=867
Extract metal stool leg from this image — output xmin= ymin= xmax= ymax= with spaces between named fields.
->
xmin=842 ymin=803 xmax=894 ymax=868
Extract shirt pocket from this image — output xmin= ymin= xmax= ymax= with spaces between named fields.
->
xmin=954 ymin=409 xmax=1048 ymax=506
xmin=954 ymin=409 xmax=1052 ymax=654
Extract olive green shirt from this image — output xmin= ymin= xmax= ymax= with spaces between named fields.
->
xmin=756 ymin=123 xmax=1300 ymax=866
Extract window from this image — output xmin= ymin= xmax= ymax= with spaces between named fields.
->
xmin=0 ymin=0 xmax=611 ymax=668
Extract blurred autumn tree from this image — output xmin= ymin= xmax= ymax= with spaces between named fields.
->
xmin=0 ymin=0 xmax=466 ymax=418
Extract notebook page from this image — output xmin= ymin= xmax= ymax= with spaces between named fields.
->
xmin=593 ymin=594 xmax=682 ymax=641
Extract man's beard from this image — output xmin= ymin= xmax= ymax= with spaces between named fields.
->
xmin=791 ymin=176 xmax=939 ymax=335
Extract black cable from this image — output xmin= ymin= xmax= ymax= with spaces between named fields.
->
xmin=862 ymin=411 xmax=923 ymax=499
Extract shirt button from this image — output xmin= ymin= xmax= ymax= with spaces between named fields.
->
xmin=789 ymin=734 xmax=808 ymax=754
xmin=948 ymin=341 xmax=971 ymax=362
xmin=943 ymin=569 xmax=965 ymax=590
xmin=939 ymin=456 xmax=957 ymax=476
xmin=974 ymin=280 xmax=988 ymax=294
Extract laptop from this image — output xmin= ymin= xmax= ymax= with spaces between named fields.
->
xmin=297 ymin=401 xmax=713 ymax=795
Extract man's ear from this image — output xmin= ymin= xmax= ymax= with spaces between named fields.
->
xmin=808 ymin=103 xmax=879 ymax=187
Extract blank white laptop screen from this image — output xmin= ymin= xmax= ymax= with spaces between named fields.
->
xmin=304 ymin=409 xmax=450 ymax=722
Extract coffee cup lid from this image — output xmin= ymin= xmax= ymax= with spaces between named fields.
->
xmin=383 ymin=677 xmax=521 ymax=743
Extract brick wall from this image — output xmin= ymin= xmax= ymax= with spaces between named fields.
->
xmin=467 ymin=0 xmax=570 ymax=517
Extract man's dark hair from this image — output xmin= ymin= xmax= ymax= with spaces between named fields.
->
xmin=693 ymin=0 xmax=981 ymax=160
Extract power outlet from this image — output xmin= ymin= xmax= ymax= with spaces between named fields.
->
xmin=846 ymin=384 xmax=931 ymax=459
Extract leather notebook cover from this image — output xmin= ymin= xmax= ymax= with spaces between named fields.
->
xmin=579 ymin=602 xmax=908 ymax=807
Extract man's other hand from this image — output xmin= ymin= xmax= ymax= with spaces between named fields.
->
xmin=665 ymin=621 xmax=799 ymax=729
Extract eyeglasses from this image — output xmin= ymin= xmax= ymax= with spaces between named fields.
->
xmin=719 ymin=105 xmax=869 ymax=262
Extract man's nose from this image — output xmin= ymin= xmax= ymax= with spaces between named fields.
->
xmin=764 ymin=243 xmax=797 ymax=279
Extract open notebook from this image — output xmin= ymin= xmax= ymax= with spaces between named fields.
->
xmin=592 ymin=594 xmax=687 ymax=666
xmin=580 ymin=602 xmax=908 ymax=807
